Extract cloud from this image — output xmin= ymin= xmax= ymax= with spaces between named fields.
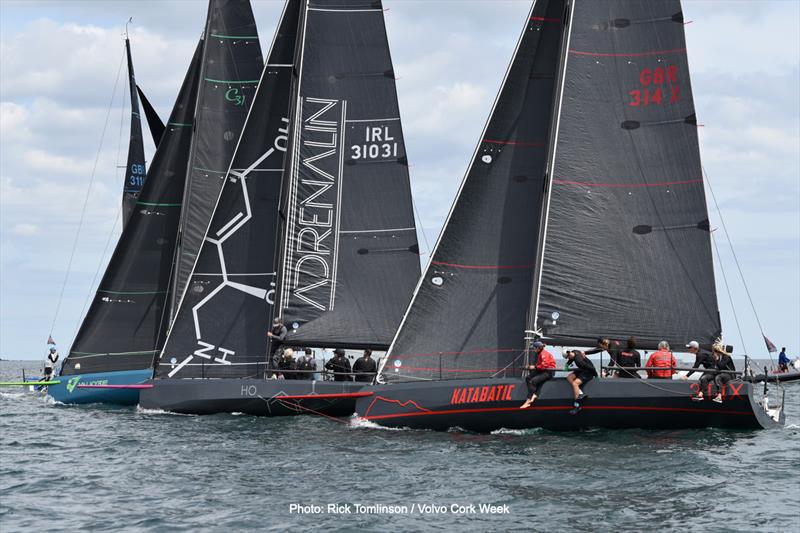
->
xmin=0 ymin=0 xmax=797 ymax=359
xmin=10 ymin=223 xmax=39 ymax=236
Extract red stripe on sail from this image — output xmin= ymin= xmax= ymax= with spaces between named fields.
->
xmin=482 ymin=139 xmax=546 ymax=147
xmin=553 ymin=178 xmax=703 ymax=188
xmin=530 ymin=16 xmax=561 ymax=22
xmin=570 ymin=48 xmax=686 ymax=58
xmin=431 ymin=261 xmax=534 ymax=270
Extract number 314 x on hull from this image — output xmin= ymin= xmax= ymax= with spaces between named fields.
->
xmin=355 ymin=378 xmax=785 ymax=433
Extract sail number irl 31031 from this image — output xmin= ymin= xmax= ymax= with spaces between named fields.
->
xmin=350 ymin=126 xmax=398 ymax=160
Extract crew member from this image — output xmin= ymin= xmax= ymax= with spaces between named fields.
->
xmin=520 ymin=341 xmax=556 ymax=409
xmin=267 ymin=317 xmax=288 ymax=369
xmin=296 ymin=348 xmax=316 ymax=380
xmin=564 ymin=349 xmax=597 ymax=415
xmin=325 ymin=348 xmax=352 ymax=382
xmin=683 ymin=340 xmax=714 ymax=380
xmin=711 ymin=344 xmax=736 ymax=403
xmin=584 ymin=338 xmax=621 ymax=377
xmin=645 ymin=341 xmax=677 ymax=379
xmin=352 ymin=349 xmax=377 ymax=383
xmin=614 ymin=337 xmax=641 ymax=378
xmin=277 ymin=348 xmax=296 ymax=379
xmin=778 ymin=347 xmax=791 ymax=372
xmin=42 ymin=346 xmax=59 ymax=382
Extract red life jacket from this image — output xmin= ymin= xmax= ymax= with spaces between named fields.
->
xmin=536 ymin=349 xmax=557 ymax=370
xmin=646 ymin=349 xmax=676 ymax=378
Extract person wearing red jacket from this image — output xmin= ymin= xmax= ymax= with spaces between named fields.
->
xmin=646 ymin=341 xmax=677 ymax=379
xmin=520 ymin=341 xmax=556 ymax=409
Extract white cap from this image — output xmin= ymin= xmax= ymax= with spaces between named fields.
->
xmin=686 ymin=341 xmax=700 ymax=349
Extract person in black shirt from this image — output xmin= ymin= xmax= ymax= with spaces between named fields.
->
xmin=325 ymin=348 xmax=352 ymax=382
xmin=296 ymin=348 xmax=316 ymax=380
xmin=267 ymin=317 xmax=288 ymax=371
xmin=352 ymin=349 xmax=378 ymax=383
xmin=711 ymin=344 xmax=736 ymax=403
xmin=563 ymin=349 xmax=597 ymax=415
xmin=583 ymin=338 xmax=620 ymax=377
xmin=614 ymin=337 xmax=641 ymax=379
xmin=277 ymin=348 xmax=297 ymax=379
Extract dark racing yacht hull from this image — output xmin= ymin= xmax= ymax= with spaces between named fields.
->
xmin=744 ymin=370 xmax=800 ymax=384
xmin=355 ymin=377 xmax=784 ymax=432
xmin=139 ymin=378 xmax=369 ymax=417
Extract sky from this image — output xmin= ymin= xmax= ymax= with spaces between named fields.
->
xmin=0 ymin=0 xmax=798 ymax=361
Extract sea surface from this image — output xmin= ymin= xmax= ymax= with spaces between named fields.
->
xmin=1 ymin=360 xmax=798 ymax=532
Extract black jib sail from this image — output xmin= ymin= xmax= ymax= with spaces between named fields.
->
xmin=61 ymin=41 xmax=204 ymax=376
xmin=170 ymin=0 xmax=264 ymax=318
xmin=122 ymin=35 xmax=148 ymax=226
xmin=533 ymin=0 xmax=721 ymax=349
xmin=276 ymin=0 xmax=420 ymax=350
xmin=156 ymin=0 xmax=299 ymax=380
xmin=137 ymin=85 xmax=166 ymax=148
xmin=382 ymin=0 xmax=566 ymax=382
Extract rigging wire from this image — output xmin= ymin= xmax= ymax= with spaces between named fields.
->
xmin=48 ymin=48 xmax=127 ymax=346
xmin=71 ymin=63 xmax=130 ymax=343
xmin=703 ymin=165 xmax=774 ymax=364
xmin=711 ymin=232 xmax=747 ymax=355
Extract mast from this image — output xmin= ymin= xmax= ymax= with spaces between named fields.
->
xmin=121 ymin=20 xmax=148 ymax=226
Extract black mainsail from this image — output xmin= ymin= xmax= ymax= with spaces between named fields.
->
xmin=276 ymin=0 xmax=420 ymax=350
xmin=383 ymin=0 xmax=566 ymax=382
xmin=533 ymin=0 xmax=721 ymax=349
xmin=170 ymin=0 xmax=264 ymax=318
xmin=61 ymin=41 xmax=204 ymax=375
xmin=157 ymin=0 xmax=299 ymax=379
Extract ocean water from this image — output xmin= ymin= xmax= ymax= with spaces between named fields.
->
xmin=1 ymin=360 xmax=798 ymax=532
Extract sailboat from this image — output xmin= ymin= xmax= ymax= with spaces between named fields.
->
xmin=48 ymin=0 xmax=264 ymax=405
xmin=355 ymin=0 xmax=786 ymax=431
xmin=139 ymin=0 xmax=421 ymax=416
xmin=46 ymin=41 xmax=205 ymax=405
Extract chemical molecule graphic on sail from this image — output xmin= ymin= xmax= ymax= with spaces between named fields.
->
xmin=167 ymin=133 xmax=286 ymax=377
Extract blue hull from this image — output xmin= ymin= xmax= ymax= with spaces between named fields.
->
xmin=47 ymin=369 xmax=152 ymax=406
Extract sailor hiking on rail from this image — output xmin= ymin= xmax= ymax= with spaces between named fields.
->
xmin=520 ymin=341 xmax=556 ymax=409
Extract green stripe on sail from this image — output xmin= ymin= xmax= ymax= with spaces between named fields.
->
xmin=194 ymin=167 xmax=227 ymax=174
xmin=136 ymin=202 xmax=182 ymax=207
xmin=168 ymin=122 xmax=192 ymax=127
xmin=69 ymin=350 xmax=159 ymax=359
xmin=204 ymin=77 xmax=260 ymax=84
xmin=98 ymin=289 xmax=168 ymax=295
xmin=210 ymin=34 xmax=259 ymax=40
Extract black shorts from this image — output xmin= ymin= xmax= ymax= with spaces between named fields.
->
xmin=43 ymin=367 xmax=53 ymax=376
xmin=572 ymin=370 xmax=595 ymax=384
